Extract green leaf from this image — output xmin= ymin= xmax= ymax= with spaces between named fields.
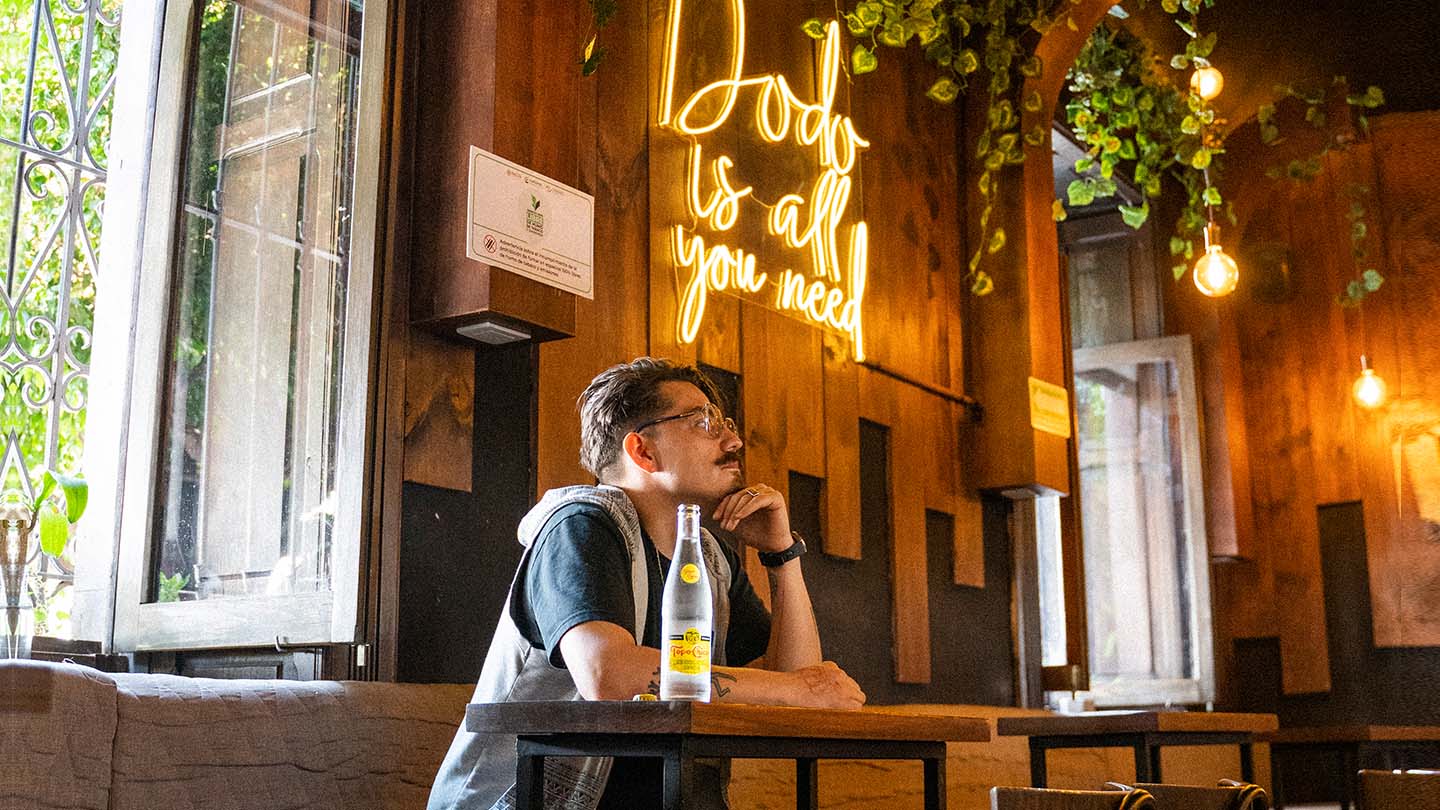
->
xmin=956 ymin=49 xmax=979 ymax=74
xmin=1175 ymin=18 xmax=1197 ymax=38
xmin=856 ymin=2 xmax=883 ymax=28
xmin=1161 ymin=0 xmax=1180 ymax=12
xmin=1192 ymin=31 xmax=1217 ymax=57
xmin=1024 ymin=125 xmax=1046 ymax=147
xmin=1203 ymin=186 xmax=1222 ymax=206
xmin=1118 ymin=140 xmax=1137 ymax=160
xmin=1023 ymin=90 xmax=1044 ymax=113
xmin=845 ymin=13 xmax=868 ymax=36
xmin=970 ymin=270 xmax=994 ymax=296
xmin=1171 ymin=54 xmax=1190 ymax=70
xmin=1181 ymin=115 xmax=1202 ymax=135
xmin=581 ymin=47 xmax=605 ymax=76
xmin=926 ymin=77 xmax=960 ymax=104
xmin=1351 ymin=221 xmax=1367 ymax=243
xmin=1170 ymin=236 xmax=1187 ymax=255
xmin=852 ymin=45 xmax=879 ymax=75
xmin=54 ymin=472 xmax=87 ymax=524
xmin=1074 ymin=157 xmax=1094 ymax=173
xmin=1173 ymin=263 xmax=1188 ymax=281
xmin=1019 ymin=55 xmax=1042 ymax=78
xmin=1053 ymin=199 xmax=1068 ymax=222
xmin=1362 ymin=269 xmax=1384 ymax=292
xmin=36 ymin=470 xmax=57 ymax=510
xmin=1190 ymin=148 xmax=1212 ymax=169
xmin=988 ymin=227 xmax=1007 ymax=254
xmin=877 ymin=21 xmax=907 ymax=47
xmin=39 ymin=502 xmax=68 ymax=558
xmin=1067 ymin=179 xmax=1096 ymax=207
xmin=801 ymin=18 xmax=827 ymax=39
xmin=583 ymin=34 xmax=596 ymax=63
xmin=1118 ymin=201 xmax=1150 ymax=229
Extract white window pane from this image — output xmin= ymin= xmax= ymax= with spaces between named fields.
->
xmin=148 ymin=0 xmax=363 ymax=603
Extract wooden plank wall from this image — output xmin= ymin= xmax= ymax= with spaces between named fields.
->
xmin=1206 ymin=111 xmax=1440 ymax=700
xmin=482 ymin=0 xmax=988 ymax=685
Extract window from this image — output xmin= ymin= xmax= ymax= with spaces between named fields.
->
xmin=1072 ymin=336 xmax=1213 ymax=706
xmin=86 ymin=0 xmax=389 ymax=650
xmin=1038 ymin=146 xmax=1215 ymax=705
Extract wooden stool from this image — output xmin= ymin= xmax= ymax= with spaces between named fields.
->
xmin=1107 ymin=781 xmax=1268 ymax=810
xmin=991 ymin=786 xmax=1155 ymax=810
xmin=1359 ymin=769 xmax=1440 ymax=810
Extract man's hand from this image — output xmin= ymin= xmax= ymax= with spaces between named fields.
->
xmin=785 ymin=661 xmax=866 ymax=710
xmin=713 ymin=483 xmax=790 ymax=552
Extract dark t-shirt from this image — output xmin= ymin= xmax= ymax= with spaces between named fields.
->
xmin=508 ymin=502 xmax=773 ymax=810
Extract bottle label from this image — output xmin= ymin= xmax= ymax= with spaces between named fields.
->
xmin=666 ymin=627 xmax=712 ymax=675
xmin=679 ymin=563 xmax=700 ymax=584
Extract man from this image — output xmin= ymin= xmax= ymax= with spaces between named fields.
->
xmin=428 ymin=357 xmax=864 ymax=810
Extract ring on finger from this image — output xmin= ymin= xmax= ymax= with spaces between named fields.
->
xmin=744 ymin=488 xmax=759 ymax=497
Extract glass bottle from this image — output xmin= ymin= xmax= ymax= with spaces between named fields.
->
xmin=659 ymin=504 xmax=713 ymax=701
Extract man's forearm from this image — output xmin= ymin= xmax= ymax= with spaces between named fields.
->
xmin=762 ymin=559 xmax=822 ymax=671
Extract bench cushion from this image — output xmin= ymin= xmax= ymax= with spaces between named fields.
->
xmin=0 ymin=660 xmax=118 ymax=810
xmin=109 ymin=674 xmax=471 ymax=810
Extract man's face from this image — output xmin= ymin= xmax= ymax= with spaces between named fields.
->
xmin=634 ymin=381 xmax=745 ymax=504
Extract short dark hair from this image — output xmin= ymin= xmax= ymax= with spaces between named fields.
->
xmin=577 ymin=357 xmax=723 ymax=480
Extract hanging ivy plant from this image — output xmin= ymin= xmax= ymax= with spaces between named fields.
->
xmin=806 ymin=0 xmax=1072 ymax=296
xmin=1256 ymin=78 xmax=1387 ymax=305
xmin=804 ymin=0 xmax=1226 ymax=294
xmin=1060 ymin=24 xmax=1225 ymax=280
xmin=580 ymin=0 xmax=618 ymax=75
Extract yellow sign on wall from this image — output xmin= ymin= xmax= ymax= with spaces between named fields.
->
xmin=658 ymin=0 xmax=871 ymax=360
xmin=1028 ymin=377 xmax=1072 ymax=439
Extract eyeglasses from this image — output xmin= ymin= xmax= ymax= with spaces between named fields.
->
xmin=634 ymin=402 xmax=738 ymax=439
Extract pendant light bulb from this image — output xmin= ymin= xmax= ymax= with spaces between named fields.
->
xmin=1193 ymin=223 xmax=1239 ymax=297
xmin=1352 ymin=355 xmax=1387 ymax=409
xmin=1190 ymin=65 xmax=1224 ymax=101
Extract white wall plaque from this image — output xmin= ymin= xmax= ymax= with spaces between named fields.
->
xmin=466 ymin=146 xmax=595 ymax=299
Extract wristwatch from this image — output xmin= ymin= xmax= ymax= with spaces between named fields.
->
xmin=758 ymin=532 xmax=808 ymax=567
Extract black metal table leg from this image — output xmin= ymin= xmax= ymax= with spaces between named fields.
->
xmin=1240 ymin=742 xmax=1255 ymax=784
xmin=1341 ymin=744 xmax=1359 ymax=810
xmin=925 ymin=752 xmax=948 ymax=810
xmin=1271 ymin=747 xmax=1287 ymax=810
xmin=1030 ymin=739 xmax=1049 ymax=787
xmin=663 ymin=750 xmax=694 ymax=810
xmin=515 ymin=752 xmax=545 ymax=810
xmin=1147 ymin=738 xmax=1164 ymax=783
xmin=796 ymin=758 xmax=818 ymax=810
xmin=1133 ymin=739 xmax=1154 ymax=782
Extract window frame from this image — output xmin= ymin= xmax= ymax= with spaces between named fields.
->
xmin=93 ymin=0 xmax=389 ymax=651
xmin=1070 ymin=335 xmax=1214 ymax=707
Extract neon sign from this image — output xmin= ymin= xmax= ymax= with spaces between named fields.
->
xmin=659 ymin=0 xmax=870 ymax=361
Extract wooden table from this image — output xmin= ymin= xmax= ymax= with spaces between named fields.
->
xmin=996 ymin=710 xmax=1278 ymax=787
xmin=467 ymin=700 xmax=990 ymax=810
xmin=1260 ymin=725 xmax=1440 ymax=810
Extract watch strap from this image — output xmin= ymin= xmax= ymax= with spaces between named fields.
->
xmin=758 ymin=532 xmax=808 ymax=567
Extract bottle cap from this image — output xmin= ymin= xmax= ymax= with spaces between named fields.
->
xmin=631 ymin=693 xmax=658 ymax=701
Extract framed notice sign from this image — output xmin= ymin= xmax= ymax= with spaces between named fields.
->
xmin=466 ymin=146 xmax=595 ymax=298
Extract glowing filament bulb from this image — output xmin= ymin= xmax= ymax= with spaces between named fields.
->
xmin=1193 ymin=223 xmax=1238 ymax=297
xmin=1352 ymin=356 xmax=1387 ymax=409
xmin=1191 ymin=66 xmax=1224 ymax=101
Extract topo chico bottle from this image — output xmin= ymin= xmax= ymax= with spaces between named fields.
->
xmin=659 ymin=504 xmax=713 ymax=701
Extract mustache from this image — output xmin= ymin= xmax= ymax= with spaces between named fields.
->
xmin=717 ymin=450 xmax=743 ymax=467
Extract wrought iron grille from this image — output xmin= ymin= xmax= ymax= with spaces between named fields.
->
xmin=1 ymin=0 xmax=121 ymax=634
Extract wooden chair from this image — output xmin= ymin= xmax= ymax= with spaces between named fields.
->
xmin=1105 ymin=780 xmax=1268 ymax=810
xmin=991 ymin=786 xmax=1155 ymax=810
xmin=1359 ymin=769 xmax=1440 ymax=810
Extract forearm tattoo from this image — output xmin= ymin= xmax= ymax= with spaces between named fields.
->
xmin=711 ymin=670 xmax=737 ymax=699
